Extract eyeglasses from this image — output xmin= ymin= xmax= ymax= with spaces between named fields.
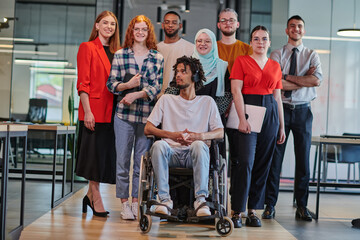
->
xmin=163 ymin=20 xmax=179 ymax=25
xmin=133 ymin=28 xmax=149 ymax=33
xmin=219 ymin=18 xmax=237 ymax=24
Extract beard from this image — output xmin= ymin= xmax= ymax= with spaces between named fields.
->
xmin=176 ymin=82 xmax=190 ymax=89
xmin=165 ymin=28 xmax=180 ymax=38
xmin=221 ymin=29 xmax=236 ymax=37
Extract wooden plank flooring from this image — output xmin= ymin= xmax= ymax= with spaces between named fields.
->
xmin=19 ymin=184 xmax=296 ymax=240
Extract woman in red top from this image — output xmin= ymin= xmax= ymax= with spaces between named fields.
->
xmin=228 ymin=26 xmax=285 ymax=228
xmin=75 ymin=11 xmax=120 ymax=217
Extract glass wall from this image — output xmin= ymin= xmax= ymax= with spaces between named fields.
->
xmin=0 ymin=0 xmax=15 ymax=120
xmin=272 ymin=0 xmax=360 ymax=179
xmin=0 ymin=1 xmax=95 ymax=234
xmin=10 ymin=0 xmax=95 ymax=123
xmin=121 ymin=0 xmax=219 ymax=44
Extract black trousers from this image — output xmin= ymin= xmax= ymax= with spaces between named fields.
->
xmin=265 ymin=103 xmax=313 ymax=208
xmin=227 ymin=94 xmax=279 ymax=212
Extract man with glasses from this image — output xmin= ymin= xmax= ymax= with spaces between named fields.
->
xmin=217 ymin=8 xmax=252 ymax=72
xmin=157 ymin=11 xmax=194 ymax=97
xmin=216 ymin=10 xmax=252 ymax=224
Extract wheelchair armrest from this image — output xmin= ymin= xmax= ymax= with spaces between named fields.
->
xmin=211 ymin=138 xmax=224 ymax=145
xmin=146 ymin=134 xmax=156 ymax=140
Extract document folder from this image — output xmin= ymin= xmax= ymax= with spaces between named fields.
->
xmin=226 ymin=103 xmax=266 ymax=133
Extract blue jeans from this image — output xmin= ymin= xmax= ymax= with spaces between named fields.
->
xmin=114 ymin=116 xmax=152 ymax=199
xmin=150 ymin=140 xmax=210 ymax=201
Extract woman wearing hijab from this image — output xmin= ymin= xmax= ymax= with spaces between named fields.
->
xmin=192 ymin=28 xmax=231 ymax=158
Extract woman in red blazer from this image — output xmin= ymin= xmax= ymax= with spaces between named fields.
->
xmin=75 ymin=10 xmax=120 ymax=217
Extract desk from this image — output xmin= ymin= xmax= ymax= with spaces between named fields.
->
xmin=311 ymin=136 xmax=360 ymax=220
xmin=26 ymin=124 xmax=76 ymax=208
xmin=1 ymin=124 xmax=27 ymax=240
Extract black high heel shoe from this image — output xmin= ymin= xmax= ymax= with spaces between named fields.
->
xmin=82 ymin=195 xmax=109 ymax=217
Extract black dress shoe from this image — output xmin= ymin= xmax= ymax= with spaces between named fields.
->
xmin=82 ymin=195 xmax=109 ymax=217
xmin=295 ymin=207 xmax=312 ymax=222
xmin=246 ymin=212 xmax=262 ymax=227
xmin=262 ymin=205 xmax=275 ymax=219
xmin=352 ymin=218 xmax=360 ymax=228
xmin=231 ymin=213 xmax=242 ymax=228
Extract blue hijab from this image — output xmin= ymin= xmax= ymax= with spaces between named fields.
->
xmin=192 ymin=28 xmax=228 ymax=97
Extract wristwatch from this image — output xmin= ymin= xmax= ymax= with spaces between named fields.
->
xmin=283 ymin=74 xmax=288 ymax=80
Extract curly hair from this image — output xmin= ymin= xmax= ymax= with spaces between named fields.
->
xmin=123 ymin=15 xmax=157 ymax=50
xmin=88 ymin=11 xmax=121 ymax=54
xmin=170 ymin=55 xmax=206 ymax=91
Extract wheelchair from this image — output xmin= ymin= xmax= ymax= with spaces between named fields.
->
xmin=138 ymin=139 xmax=233 ymax=237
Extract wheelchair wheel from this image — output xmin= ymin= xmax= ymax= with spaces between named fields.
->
xmin=138 ymin=153 xmax=150 ymax=216
xmin=219 ymin=157 xmax=228 ymax=215
xmin=215 ymin=216 xmax=233 ymax=237
xmin=139 ymin=214 xmax=152 ymax=234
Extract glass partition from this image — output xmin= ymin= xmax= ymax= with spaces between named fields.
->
xmin=4 ymin=0 xmax=94 ymax=228
xmin=275 ymin=0 xmax=360 ymax=181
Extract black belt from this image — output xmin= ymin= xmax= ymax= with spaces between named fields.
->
xmin=283 ymin=102 xmax=310 ymax=110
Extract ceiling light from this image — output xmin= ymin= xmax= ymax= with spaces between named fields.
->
xmin=337 ymin=29 xmax=360 ymax=37
xmin=157 ymin=6 xmax=162 ymax=24
xmin=15 ymin=58 xmax=69 ymax=67
xmin=314 ymin=49 xmax=331 ymax=54
xmin=0 ymin=44 xmax=13 ymax=48
xmin=182 ymin=20 xmax=186 ymax=36
xmin=0 ymin=49 xmax=58 ymax=55
xmin=337 ymin=0 xmax=360 ymax=37
xmin=185 ymin=0 xmax=190 ymax=12
xmin=30 ymin=67 xmax=76 ymax=74
xmin=303 ymin=35 xmax=360 ymax=42
xmin=0 ymin=37 xmax=34 ymax=42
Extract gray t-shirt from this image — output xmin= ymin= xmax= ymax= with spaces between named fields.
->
xmin=147 ymin=94 xmax=223 ymax=147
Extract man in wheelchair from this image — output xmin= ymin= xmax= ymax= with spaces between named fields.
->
xmin=144 ymin=56 xmax=224 ymax=217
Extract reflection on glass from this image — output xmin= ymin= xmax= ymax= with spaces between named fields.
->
xmin=6 ymin=136 xmax=24 ymax=239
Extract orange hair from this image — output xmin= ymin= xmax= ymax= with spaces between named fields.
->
xmin=89 ymin=11 xmax=121 ymax=53
xmin=123 ymin=15 xmax=157 ymax=50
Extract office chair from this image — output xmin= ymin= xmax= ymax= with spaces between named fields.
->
xmin=25 ymin=98 xmax=48 ymax=159
xmin=323 ymin=133 xmax=360 ymax=183
xmin=26 ymin=98 xmax=48 ymax=123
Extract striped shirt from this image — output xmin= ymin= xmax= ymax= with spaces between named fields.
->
xmin=107 ymin=48 xmax=164 ymax=123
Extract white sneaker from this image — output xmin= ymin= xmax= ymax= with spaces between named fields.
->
xmin=131 ymin=202 xmax=138 ymax=219
xmin=194 ymin=199 xmax=211 ymax=217
xmin=150 ymin=200 xmax=173 ymax=215
xmin=121 ymin=201 xmax=135 ymax=220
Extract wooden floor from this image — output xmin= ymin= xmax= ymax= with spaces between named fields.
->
xmin=19 ymin=183 xmax=360 ymax=240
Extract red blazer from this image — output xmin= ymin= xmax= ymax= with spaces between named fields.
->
xmin=77 ymin=37 xmax=114 ymax=123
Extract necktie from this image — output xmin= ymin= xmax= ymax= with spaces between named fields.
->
xmin=284 ymin=48 xmax=297 ymax=98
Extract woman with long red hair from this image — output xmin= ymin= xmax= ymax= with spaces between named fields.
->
xmin=107 ymin=15 xmax=163 ymax=220
xmin=76 ymin=10 xmax=120 ymax=217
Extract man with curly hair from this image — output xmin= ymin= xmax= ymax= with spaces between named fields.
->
xmin=144 ymin=56 xmax=224 ymax=217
